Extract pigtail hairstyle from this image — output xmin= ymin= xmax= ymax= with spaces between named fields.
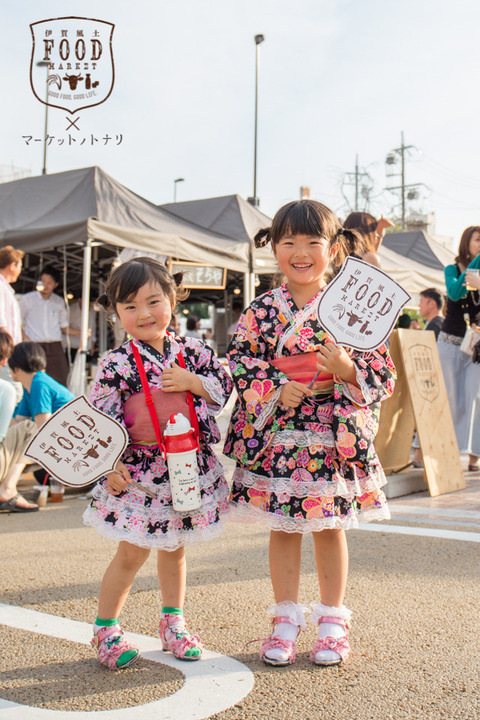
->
xmin=171 ymin=271 xmax=189 ymax=302
xmin=337 ymin=227 xmax=366 ymax=262
xmin=254 ymin=227 xmax=271 ymax=248
xmin=96 ymin=292 xmax=111 ymax=311
xmin=172 ymin=271 xmax=184 ymax=287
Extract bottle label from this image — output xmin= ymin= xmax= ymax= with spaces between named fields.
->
xmin=167 ymin=450 xmax=201 ymax=511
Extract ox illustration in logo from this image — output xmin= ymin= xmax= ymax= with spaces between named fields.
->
xmin=408 ymin=344 xmax=439 ymax=403
xmin=30 ymin=16 xmax=114 ymax=115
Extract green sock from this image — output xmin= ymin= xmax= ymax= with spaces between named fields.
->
xmin=161 ymin=606 xmax=183 ymax=615
xmin=95 ymin=617 xmax=119 ymax=627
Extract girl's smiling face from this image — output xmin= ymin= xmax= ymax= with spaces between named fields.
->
xmin=274 ymin=233 xmax=339 ymax=292
xmin=116 ymin=281 xmax=173 ymax=350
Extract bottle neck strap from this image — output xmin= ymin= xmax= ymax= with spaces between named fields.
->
xmin=130 ymin=338 xmax=200 ymax=455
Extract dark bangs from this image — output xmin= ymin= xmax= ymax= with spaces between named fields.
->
xmin=270 ymin=200 xmax=340 ymax=245
xmin=107 ymin=258 xmax=176 ymax=306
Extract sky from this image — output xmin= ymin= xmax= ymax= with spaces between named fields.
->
xmin=2 ymin=0 xmax=480 ymax=245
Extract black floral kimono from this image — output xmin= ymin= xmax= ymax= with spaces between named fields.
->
xmin=224 ymin=283 xmax=396 ymax=532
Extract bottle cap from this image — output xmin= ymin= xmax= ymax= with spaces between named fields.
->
xmin=164 ymin=412 xmax=192 ymax=436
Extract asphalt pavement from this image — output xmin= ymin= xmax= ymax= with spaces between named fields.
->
xmin=1 ymin=413 xmax=479 ymax=720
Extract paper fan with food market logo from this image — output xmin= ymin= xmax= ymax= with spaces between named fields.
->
xmin=317 ymin=256 xmax=411 ymax=351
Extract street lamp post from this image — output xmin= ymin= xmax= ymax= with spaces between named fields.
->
xmin=245 ymin=34 xmax=265 ymax=307
xmin=36 ymin=60 xmax=50 ymax=175
xmin=252 ymin=34 xmax=264 ymax=208
xmin=173 ymin=177 xmax=184 ymax=202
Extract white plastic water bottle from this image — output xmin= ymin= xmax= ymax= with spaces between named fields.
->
xmin=164 ymin=413 xmax=201 ymax=512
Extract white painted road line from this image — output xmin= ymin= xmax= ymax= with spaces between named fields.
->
xmin=358 ymin=523 xmax=480 ymax=543
xmin=387 ymin=515 xmax=480 ymax=529
xmin=389 ymin=504 xmax=480 ymax=521
xmin=0 ymin=603 xmax=254 ymax=720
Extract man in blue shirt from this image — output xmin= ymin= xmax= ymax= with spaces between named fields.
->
xmin=8 ymin=342 xmax=74 ymax=426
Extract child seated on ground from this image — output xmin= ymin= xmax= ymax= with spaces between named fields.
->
xmin=8 ymin=342 xmax=75 ymax=488
xmin=0 ymin=331 xmax=38 ymax=512
xmin=8 ymin=342 xmax=74 ymax=429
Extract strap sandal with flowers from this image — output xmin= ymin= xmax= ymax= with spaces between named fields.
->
xmin=159 ymin=614 xmax=202 ymax=661
xmin=255 ymin=601 xmax=307 ymax=667
xmin=260 ymin=616 xmax=300 ymax=666
xmin=91 ymin=625 xmax=140 ymax=670
xmin=309 ymin=602 xmax=352 ymax=666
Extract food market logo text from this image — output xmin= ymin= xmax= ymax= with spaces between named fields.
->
xmin=30 ymin=16 xmax=115 ymax=117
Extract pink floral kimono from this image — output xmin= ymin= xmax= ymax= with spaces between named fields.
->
xmin=83 ymin=335 xmax=233 ymax=550
xmin=223 ymin=283 xmax=396 ymax=532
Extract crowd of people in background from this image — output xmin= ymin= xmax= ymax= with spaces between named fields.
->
xmin=1 ymin=215 xmax=480 ymax=515
xmin=1 ymin=200 xmax=480 ymax=684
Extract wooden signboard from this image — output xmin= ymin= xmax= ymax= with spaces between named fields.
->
xmin=169 ymin=262 xmax=226 ymax=290
xmin=375 ymin=329 xmax=465 ymax=496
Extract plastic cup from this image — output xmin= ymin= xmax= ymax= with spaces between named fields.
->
xmin=34 ymin=485 xmax=48 ymax=507
xmin=49 ymin=479 xmax=65 ymax=503
xmin=466 ymin=269 xmax=480 ymax=291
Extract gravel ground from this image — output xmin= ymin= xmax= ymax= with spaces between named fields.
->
xmin=1 ymin=493 xmax=479 ymax=719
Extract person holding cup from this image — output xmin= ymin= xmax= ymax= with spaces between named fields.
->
xmin=437 ymin=226 xmax=480 ymax=471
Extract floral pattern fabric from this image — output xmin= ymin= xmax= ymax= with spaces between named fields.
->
xmin=83 ymin=335 xmax=233 ymax=550
xmin=223 ymin=283 xmax=396 ymax=532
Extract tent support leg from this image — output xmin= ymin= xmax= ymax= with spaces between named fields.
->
xmin=80 ymin=241 xmax=92 ymax=395
xmin=244 ymin=272 xmax=254 ymax=308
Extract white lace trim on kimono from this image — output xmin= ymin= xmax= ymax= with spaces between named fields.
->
xmin=271 ymin=427 xmax=335 ymax=448
xmin=228 ymin=501 xmax=391 ymax=532
xmin=232 ymin=465 xmax=388 ymax=501
xmin=273 ymin=287 xmax=321 ymax=357
xmin=253 ymin=386 xmax=283 ymax=431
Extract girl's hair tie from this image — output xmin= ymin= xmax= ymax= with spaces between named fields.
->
xmin=254 ymin=227 xmax=271 ymax=248
xmin=337 ymin=227 xmax=346 ymax=237
xmin=97 ymin=292 xmax=111 ymax=309
xmin=172 ymin=271 xmax=184 ymax=287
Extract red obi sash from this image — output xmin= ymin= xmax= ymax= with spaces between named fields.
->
xmin=127 ymin=340 xmax=200 ymax=456
xmin=124 ymin=388 xmax=190 ymax=445
xmin=270 ymin=352 xmax=334 ymax=394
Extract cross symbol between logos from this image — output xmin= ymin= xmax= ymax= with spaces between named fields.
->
xmin=66 ymin=116 xmax=80 ymax=131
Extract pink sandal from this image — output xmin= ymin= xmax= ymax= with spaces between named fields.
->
xmin=159 ymin=615 xmax=202 ymax=661
xmin=91 ymin=626 xmax=140 ymax=670
xmin=310 ymin=616 xmax=351 ymax=666
xmin=260 ymin=616 xmax=300 ymax=666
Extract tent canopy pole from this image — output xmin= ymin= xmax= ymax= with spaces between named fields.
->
xmin=80 ymin=240 xmax=92 ymax=393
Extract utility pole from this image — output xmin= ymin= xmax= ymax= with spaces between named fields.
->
xmin=385 ymin=131 xmax=423 ymax=229
xmin=341 ymin=155 xmax=373 ymax=212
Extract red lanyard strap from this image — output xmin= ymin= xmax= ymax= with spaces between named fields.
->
xmin=130 ymin=340 xmax=201 ymax=453
xmin=131 ymin=341 xmax=166 ymax=457
xmin=174 ymin=348 xmax=201 ymax=444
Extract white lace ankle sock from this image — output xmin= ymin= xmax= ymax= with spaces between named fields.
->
xmin=264 ymin=621 xmax=299 ymax=663
xmin=263 ymin=602 xmax=306 ymax=664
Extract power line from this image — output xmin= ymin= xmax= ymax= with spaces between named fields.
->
xmin=341 ymin=155 xmax=374 ymax=212
xmin=385 ymin=131 xmax=426 ymax=228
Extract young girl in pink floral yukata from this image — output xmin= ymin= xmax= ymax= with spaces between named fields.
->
xmin=224 ymin=200 xmax=396 ymax=667
xmin=84 ymin=257 xmax=232 ymax=670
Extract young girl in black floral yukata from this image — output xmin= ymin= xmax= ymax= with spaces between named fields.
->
xmin=84 ymin=258 xmax=232 ymax=670
xmin=224 ymin=200 xmax=396 ymax=667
